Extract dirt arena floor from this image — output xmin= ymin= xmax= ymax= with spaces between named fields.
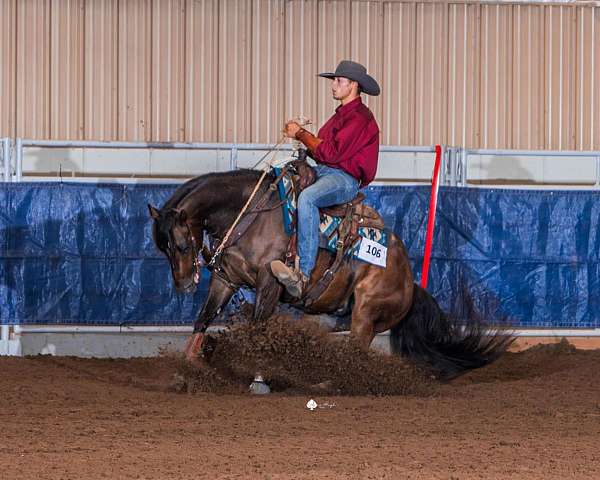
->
xmin=2 ymin=323 xmax=600 ymax=479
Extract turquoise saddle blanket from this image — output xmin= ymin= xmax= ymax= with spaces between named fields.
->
xmin=273 ymin=166 xmax=388 ymax=266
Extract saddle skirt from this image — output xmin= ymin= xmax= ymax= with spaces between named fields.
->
xmin=273 ymin=165 xmax=388 ymax=267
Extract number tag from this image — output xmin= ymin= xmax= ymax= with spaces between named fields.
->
xmin=357 ymin=237 xmax=387 ymax=267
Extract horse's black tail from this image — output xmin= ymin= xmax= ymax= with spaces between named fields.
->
xmin=390 ymin=284 xmax=514 ymax=380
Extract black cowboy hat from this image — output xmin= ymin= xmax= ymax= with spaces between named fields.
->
xmin=318 ymin=60 xmax=380 ymax=96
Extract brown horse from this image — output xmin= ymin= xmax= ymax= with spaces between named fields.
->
xmin=148 ymin=168 xmax=511 ymax=379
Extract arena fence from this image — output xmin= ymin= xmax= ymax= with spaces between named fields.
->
xmin=1 ymin=181 xmax=600 ymax=328
xmin=2 ymin=140 xmax=600 ymax=357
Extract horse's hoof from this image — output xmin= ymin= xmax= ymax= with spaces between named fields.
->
xmin=171 ymin=373 xmax=187 ymax=392
xmin=249 ymin=375 xmax=271 ymax=395
xmin=184 ymin=333 xmax=205 ymax=364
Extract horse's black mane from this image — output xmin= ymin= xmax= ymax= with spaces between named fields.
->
xmin=162 ymin=169 xmax=266 ymax=212
xmin=159 ymin=169 xmax=274 ymax=238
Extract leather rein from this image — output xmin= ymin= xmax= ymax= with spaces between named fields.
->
xmin=180 ymin=164 xmax=291 ymax=292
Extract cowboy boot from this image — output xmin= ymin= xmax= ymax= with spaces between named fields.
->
xmin=270 ymin=260 xmax=308 ymax=298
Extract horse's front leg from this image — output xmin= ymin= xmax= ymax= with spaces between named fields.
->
xmin=253 ymin=266 xmax=282 ymax=321
xmin=185 ymin=274 xmax=236 ymax=363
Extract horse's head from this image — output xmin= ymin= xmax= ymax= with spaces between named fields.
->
xmin=148 ymin=204 xmax=201 ymax=294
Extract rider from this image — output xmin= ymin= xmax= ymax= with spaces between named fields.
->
xmin=270 ymin=60 xmax=381 ymax=298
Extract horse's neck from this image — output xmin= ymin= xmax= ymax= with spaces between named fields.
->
xmin=179 ymin=171 xmax=261 ymax=238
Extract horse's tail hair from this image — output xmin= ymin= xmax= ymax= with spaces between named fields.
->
xmin=390 ymin=284 xmax=514 ymax=380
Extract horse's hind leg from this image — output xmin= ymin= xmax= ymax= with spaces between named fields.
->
xmin=349 ymin=286 xmax=379 ymax=350
xmin=350 ymin=264 xmax=414 ymax=351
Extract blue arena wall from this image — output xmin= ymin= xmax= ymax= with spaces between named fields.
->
xmin=1 ymin=181 xmax=599 ymax=328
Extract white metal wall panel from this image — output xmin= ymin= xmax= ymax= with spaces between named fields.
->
xmin=252 ymin=0 xmax=285 ymax=143
xmin=218 ymin=0 xmax=252 ymax=142
xmin=382 ymin=1 xmax=416 ymax=145
xmin=592 ymin=6 xmax=599 ymax=150
xmin=448 ymin=3 xmax=480 ymax=148
xmin=50 ymin=0 xmax=84 ymax=140
xmin=152 ymin=0 xmax=185 ymax=142
xmin=84 ymin=0 xmax=118 ymax=140
xmin=3 ymin=1 xmax=600 ymax=151
xmin=0 ymin=0 xmax=16 ymax=138
xmin=185 ymin=0 xmax=218 ymax=142
xmin=118 ymin=0 xmax=152 ymax=141
xmin=16 ymin=0 xmax=50 ymax=139
xmin=480 ymin=4 xmax=513 ymax=148
xmin=316 ymin=0 xmax=351 ymax=128
xmin=576 ymin=6 xmax=599 ymax=150
xmin=512 ymin=5 xmax=545 ymax=150
xmin=350 ymin=1 xmax=384 ymax=135
xmin=285 ymin=0 xmax=319 ymax=133
xmin=545 ymin=6 xmax=577 ymax=150
xmin=415 ymin=2 xmax=448 ymax=146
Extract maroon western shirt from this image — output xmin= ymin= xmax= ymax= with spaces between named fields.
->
xmin=313 ymin=97 xmax=380 ymax=187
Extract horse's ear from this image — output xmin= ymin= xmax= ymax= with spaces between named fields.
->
xmin=148 ymin=204 xmax=160 ymax=220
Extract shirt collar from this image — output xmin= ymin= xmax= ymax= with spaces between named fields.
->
xmin=335 ymin=96 xmax=362 ymax=117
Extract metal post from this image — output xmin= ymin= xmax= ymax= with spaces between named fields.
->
xmin=455 ymin=148 xmax=462 ymax=187
xmin=458 ymin=149 xmax=467 ymax=186
xmin=230 ymin=145 xmax=238 ymax=171
xmin=15 ymin=137 xmax=22 ymax=182
xmin=2 ymin=138 xmax=10 ymax=182
xmin=440 ymin=145 xmax=450 ymax=186
xmin=452 ymin=147 xmax=459 ymax=186
xmin=1 ymin=325 xmax=8 ymax=343
xmin=449 ymin=147 xmax=459 ymax=187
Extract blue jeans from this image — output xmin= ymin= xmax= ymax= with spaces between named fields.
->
xmin=297 ymin=164 xmax=359 ymax=277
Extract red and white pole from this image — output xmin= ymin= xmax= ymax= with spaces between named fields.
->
xmin=420 ymin=144 xmax=442 ymax=289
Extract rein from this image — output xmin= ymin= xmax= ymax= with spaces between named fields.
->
xmin=207 ymin=168 xmax=270 ymax=268
xmin=207 ymin=136 xmax=287 ymax=269
xmin=176 ymin=130 xmax=300 ymax=289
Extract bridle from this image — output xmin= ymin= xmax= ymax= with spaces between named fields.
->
xmin=163 ymin=135 xmax=295 ymax=291
xmin=169 ymin=216 xmax=240 ymax=292
xmin=166 ymin=215 xmax=205 ymax=286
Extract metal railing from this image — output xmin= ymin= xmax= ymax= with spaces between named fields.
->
xmin=15 ymin=139 xmax=301 ymax=175
xmin=11 ymin=139 xmax=600 ymax=188
xmin=5 ymin=138 xmax=600 ymax=347
xmin=10 ymin=139 xmax=446 ymax=184
xmin=458 ymin=148 xmax=600 ymax=188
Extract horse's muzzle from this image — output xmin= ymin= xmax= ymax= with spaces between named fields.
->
xmin=175 ymin=278 xmax=198 ymax=294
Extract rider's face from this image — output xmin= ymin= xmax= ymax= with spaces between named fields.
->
xmin=331 ymin=77 xmax=358 ymax=102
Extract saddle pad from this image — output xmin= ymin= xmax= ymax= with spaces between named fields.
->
xmin=273 ymin=167 xmax=388 ymax=267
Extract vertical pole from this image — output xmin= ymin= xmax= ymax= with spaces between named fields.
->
xmin=230 ymin=145 xmax=238 ymax=171
xmin=446 ymin=147 xmax=455 ymax=186
xmin=1 ymin=325 xmax=9 ymax=354
xmin=15 ymin=137 xmax=23 ymax=181
xmin=421 ymin=144 xmax=443 ymax=289
xmin=460 ymin=149 xmax=469 ymax=186
xmin=450 ymin=147 xmax=459 ymax=186
xmin=2 ymin=138 xmax=10 ymax=182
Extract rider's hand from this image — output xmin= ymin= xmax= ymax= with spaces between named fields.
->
xmin=283 ymin=121 xmax=301 ymax=139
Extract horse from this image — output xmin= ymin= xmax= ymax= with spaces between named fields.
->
xmin=148 ymin=168 xmax=512 ymax=379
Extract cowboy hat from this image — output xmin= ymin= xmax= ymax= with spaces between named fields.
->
xmin=318 ymin=60 xmax=380 ymax=96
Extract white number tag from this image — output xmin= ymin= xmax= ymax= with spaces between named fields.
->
xmin=357 ymin=237 xmax=387 ymax=267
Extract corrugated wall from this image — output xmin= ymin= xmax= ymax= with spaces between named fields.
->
xmin=0 ymin=0 xmax=599 ymax=149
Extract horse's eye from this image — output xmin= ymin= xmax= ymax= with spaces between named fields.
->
xmin=183 ymin=246 xmax=191 ymax=254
